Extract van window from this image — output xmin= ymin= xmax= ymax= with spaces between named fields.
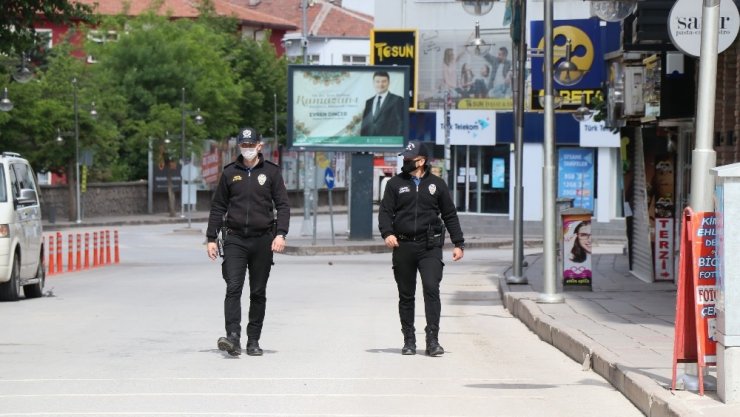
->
xmin=0 ymin=164 xmax=6 ymax=202
xmin=12 ymin=163 xmax=36 ymax=192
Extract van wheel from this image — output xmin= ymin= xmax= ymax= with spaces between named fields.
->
xmin=0 ymin=256 xmax=21 ymax=301
xmin=24 ymin=254 xmax=45 ymax=299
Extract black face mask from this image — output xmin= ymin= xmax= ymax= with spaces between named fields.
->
xmin=401 ymin=159 xmax=418 ymax=174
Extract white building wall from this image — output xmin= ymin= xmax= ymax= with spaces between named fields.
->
xmin=375 ymin=0 xmax=591 ymax=30
xmin=509 ymin=143 xmax=544 ymax=221
xmin=319 ymin=38 xmax=371 ymax=65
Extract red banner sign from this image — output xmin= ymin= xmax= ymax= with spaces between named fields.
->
xmin=671 ymin=208 xmax=717 ymax=396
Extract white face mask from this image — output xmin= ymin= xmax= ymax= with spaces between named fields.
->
xmin=241 ymin=147 xmax=258 ymax=161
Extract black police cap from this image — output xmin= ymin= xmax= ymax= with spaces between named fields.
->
xmin=399 ymin=140 xmax=429 ymax=160
xmin=236 ymin=127 xmax=261 ymax=145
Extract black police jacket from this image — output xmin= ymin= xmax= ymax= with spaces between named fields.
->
xmin=206 ymin=154 xmax=290 ymax=242
xmin=378 ymin=167 xmax=464 ymax=248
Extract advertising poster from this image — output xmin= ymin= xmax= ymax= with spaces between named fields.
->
xmin=491 ymin=157 xmax=505 ymax=189
xmin=416 ymin=29 xmax=515 ymax=111
xmin=557 ymin=148 xmax=594 ymax=211
xmin=692 ymin=212 xmax=717 ymax=365
xmin=562 ymin=212 xmax=593 ymax=288
xmin=288 ymin=65 xmax=409 ymax=151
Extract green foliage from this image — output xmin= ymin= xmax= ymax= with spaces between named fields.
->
xmin=91 ymin=13 xmax=243 ymax=180
xmin=1 ymin=12 xmax=288 ymax=182
xmin=0 ymin=0 xmax=94 ymax=55
xmin=227 ymin=34 xmax=289 ymax=143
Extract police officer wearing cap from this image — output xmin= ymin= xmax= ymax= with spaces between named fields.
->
xmin=206 ymin=127 xmax=290 ymax=357
xmin=378 ymin=140 xmax=465 ymax=357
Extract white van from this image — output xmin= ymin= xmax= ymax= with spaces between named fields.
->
xmin=0 ymin=152 xmax=45 ymax=301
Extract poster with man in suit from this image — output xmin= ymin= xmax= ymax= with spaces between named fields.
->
xmin=361 ymin=71 xmax=405 ymax=137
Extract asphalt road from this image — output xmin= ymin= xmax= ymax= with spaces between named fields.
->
xmin=0 ymin=223 xmax=642 ymax=417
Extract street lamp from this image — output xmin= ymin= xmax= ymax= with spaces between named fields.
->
xmin=537 ymin=0 xmax=564 ymax=304
xmin=12 ymin=53 xmax=34 ymax=84
xmin=180 ymin=87 xmax=204 ymax=225
xmin=0 ymin=88 xmax=12 ymax=112
xmin=70 ymin=77 xmax=97 ymax=224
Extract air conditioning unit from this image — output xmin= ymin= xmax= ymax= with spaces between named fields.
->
xmin=623 ymin=66 xmax=645 ymax=116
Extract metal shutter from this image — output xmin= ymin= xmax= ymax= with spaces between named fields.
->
xmin=631 ymin=128 xmax=655 ymax=282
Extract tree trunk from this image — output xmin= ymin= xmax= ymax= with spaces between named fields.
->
xmin=166 ymin=161 xmax=176 ymax=217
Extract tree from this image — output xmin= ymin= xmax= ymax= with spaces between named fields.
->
xmin=0 ymin=41 xmax=123 ymax=220
xmin=226 ymin=32 xmax=289 ymax=146
xmin=92 ymin=13 xmax=243 ymax=214
xmin=0 ymin=0 xmax=93 ymax=55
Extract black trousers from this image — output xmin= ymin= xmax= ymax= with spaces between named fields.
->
xmin=222 ymin=232 xmax=273 ymax=340
xmin=392 ymin=240 xmax=444 ymax=335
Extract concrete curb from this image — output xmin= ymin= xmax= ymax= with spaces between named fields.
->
xmin=498 ymin=278 xmax=699 ymax=417
xmin=282 ymin=239 xmax=545 ymax=256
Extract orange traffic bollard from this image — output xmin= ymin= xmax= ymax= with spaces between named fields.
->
xmin=114 ymin=230 xmax=120 ymax=264
xmin=105 ymin=230 xmax=111 ymax=265
xmin=48 ymin=235 xmax=55 ymax=276
xmin=99 ymin=231 xmax=105 ymax=266
xmin=67 ymin=234 xmax=73 ymax=273
xmin=93 ymin=232 xmax=99 ymax=267
xmin=56 ymin=232 xmax=63 ymax=274
xmin=75 ymin=234 xmax=81 ymax=271
xmin=84 ymin=233 xmax=90 ymax=269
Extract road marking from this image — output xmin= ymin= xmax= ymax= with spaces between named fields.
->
xmin=0 ymin=377 xmax=529 ymax=383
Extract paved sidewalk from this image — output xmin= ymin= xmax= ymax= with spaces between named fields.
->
xmin=43 ymin=210 xmax=740 ymax=416
xmin=499 ymin=252 xmax=738 ymax=417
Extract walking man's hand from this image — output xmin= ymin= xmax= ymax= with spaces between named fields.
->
xmin=207 ymin=242 xmax=219 ymax=261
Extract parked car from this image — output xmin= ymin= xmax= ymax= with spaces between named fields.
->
xmin=0 ymin=152 xmax=44 ymax=301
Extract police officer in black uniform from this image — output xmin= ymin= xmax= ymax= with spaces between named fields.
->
xmin=206 ymin=127 xmax=290 ymax=357
xmin=378 ymin=140 xmax=465 ymax=357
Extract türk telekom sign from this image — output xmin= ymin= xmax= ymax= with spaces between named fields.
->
xmin=668 ymin=0 xmax=740 ymax=58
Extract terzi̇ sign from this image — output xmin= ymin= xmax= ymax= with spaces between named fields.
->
xmin=668 ymin=0 xmax=740 ymax=57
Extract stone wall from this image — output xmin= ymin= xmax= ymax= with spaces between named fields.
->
xmin=39 ymin=182 xmax=347 ymax=222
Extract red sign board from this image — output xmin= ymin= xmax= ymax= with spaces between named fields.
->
xmin=671 ymin=208 xmax=717 ymax=395
xmin=201 ymin=149 xmax=221 ymax=186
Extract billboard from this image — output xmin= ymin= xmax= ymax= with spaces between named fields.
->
xmin=287 ymin=65 xmax=410 ymax=151
xmin=530 ymin=19 xmax=606 ymax=110
xmin=371 ymin=29 xmax=418 ymax=110
xmin=416 ymin=29 xmax=515 ymax=111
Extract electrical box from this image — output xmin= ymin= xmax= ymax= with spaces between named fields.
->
xmin=623 ymin=66 xmax=645 ymax=116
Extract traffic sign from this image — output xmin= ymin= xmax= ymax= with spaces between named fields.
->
xmin=324 ymin=167 xmax=335 ymax=190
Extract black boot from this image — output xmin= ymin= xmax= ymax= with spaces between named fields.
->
xmin=425 ymin=327 xmax=444 ymax=357
xmin=246 ymin=339 xmax=263 ymax=356
xmin=401 ymin=330 xmax=416 ymax=355
xmin=218 ymin=332 xmax=241 ymax=356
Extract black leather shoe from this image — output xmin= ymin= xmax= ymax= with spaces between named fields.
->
xmin=425 ymin=340 xmax=444 ymax=357
xmin=402 ymin=333 xmax=416 ymax=355
xmin=246 ymin=340 xmax=263 ymax=356
xmin=217 ymin=332 xmax=241 ymax=356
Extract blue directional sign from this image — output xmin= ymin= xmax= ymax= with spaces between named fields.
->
xmin=324 ymin=167 xmax=335 ymax=190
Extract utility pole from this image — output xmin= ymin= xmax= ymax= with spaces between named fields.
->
xmin=537 ymin=0 xmax=563 ymax=304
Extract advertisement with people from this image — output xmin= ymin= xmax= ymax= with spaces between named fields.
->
xmin=562 ymin=212 xmax=593 ymax=288
xmin=416 ymin=29 xmax=515 ymax=111
xmin=287 ymin=65 xmax=409 ymax=151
